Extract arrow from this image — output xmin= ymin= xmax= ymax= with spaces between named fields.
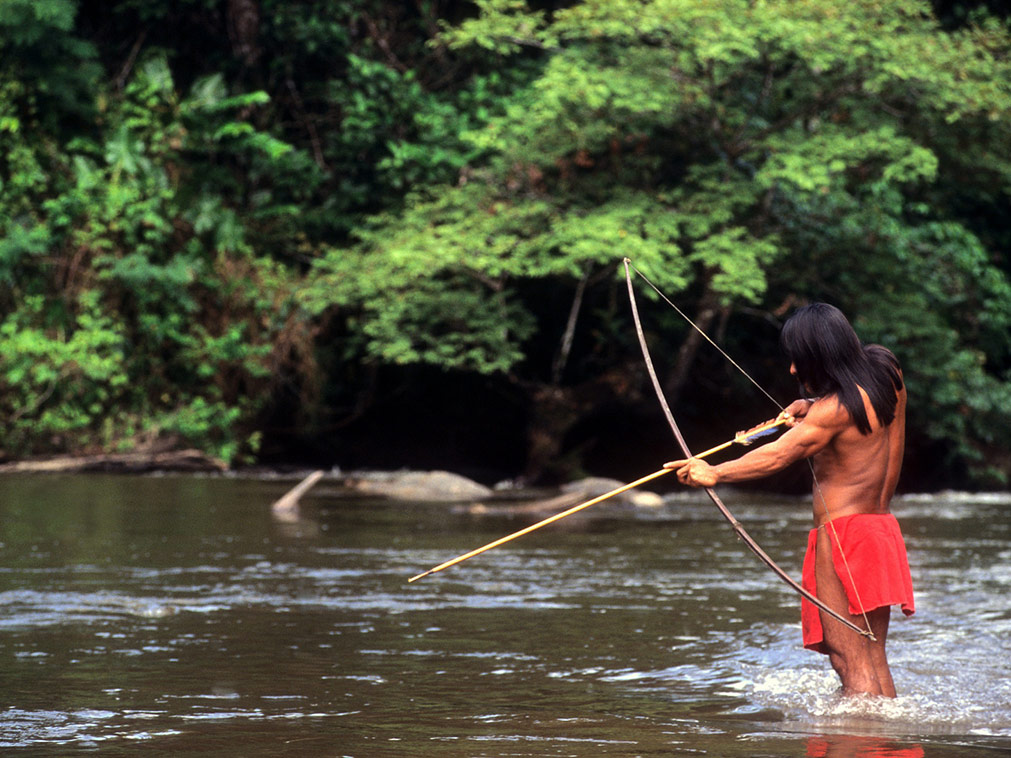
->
xmin=407 ymin=419 xmax=786 ymax=583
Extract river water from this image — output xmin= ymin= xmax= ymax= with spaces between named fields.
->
xmin=0 ymin=473 xmax=1008 ymax=756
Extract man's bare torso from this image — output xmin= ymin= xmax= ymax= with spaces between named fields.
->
xmin=666 ymin=377 xmax=907 ymax=525
xmin=807 ymin=383 xmax=906 ymax=526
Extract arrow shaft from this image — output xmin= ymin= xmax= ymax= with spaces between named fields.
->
xmin=407 ymin=419 xmax=787 ymax=583
xmin=408 ymin=468 xmax=671 ymax=582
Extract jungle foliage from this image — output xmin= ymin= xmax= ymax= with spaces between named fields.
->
xmin=3 ymin=0 xmax=1011 ymax=488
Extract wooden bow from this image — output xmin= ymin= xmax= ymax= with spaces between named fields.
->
xmin=623 ymin=258 xmax=873 ymax=639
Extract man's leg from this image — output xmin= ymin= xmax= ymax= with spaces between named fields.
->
xmin=867 ymin=610 xmax=895 ymax=698
xmin=815 ymin=528 xmax=895 ymax=697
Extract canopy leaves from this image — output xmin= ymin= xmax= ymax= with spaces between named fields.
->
xmin=4 ymin=0 xmax=1011 ymax=484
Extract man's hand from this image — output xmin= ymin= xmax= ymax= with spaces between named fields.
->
xmin=734 ymin=399 xmax=813 ymax=439
xmin=663 ymin=457 xmax=719 ymax=488
xmin=735 ymin=405 xmax=806 ymax=443
xmin=780 ymin=398 xmax=816 ymax=426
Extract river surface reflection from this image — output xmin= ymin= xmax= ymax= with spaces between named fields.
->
xmin=0 ymin=473 xmax=1008 ymax=756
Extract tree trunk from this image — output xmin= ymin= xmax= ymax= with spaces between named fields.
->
xmin=520 ymin=368 xmax=635 ymax=485
xmin=0 ymin=449 xmax=227 ymax=474
xmin=663 ymin=290 xmax=726 ymax=406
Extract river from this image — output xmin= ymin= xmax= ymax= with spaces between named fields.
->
xmin=0 ymin=473 xmax=1008 ymax=756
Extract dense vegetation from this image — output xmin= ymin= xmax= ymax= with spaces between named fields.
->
xmin=3 ymin=0 xmax=1011 ymax=489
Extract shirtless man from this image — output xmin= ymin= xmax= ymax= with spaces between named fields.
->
xmin=664 ymin=303 xmax=914 ymax=697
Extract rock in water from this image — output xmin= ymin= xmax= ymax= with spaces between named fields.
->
xmin=346 ymin=470 xmax=492 ymax=502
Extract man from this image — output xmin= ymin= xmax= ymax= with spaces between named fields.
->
xmin=664 ymin=303 xmax=914 ymax=697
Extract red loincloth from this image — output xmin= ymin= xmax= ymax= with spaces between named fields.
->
xmin=805 ymin=736 xmax=924 ymax=757
xmin=801 ymin=512 xmax=914 ymax=654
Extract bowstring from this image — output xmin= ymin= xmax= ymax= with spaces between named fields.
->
xmin=626 ymin=260 xmax=875 ymax=640
xmin=629 ymin=263 xmax=783 ymax=411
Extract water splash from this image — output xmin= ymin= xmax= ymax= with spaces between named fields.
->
xmin=740 ymin=637 xmax=1011 ymax=737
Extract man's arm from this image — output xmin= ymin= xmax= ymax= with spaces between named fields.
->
xmin=734 ymin=398 xmax=815 ymax=442
xmin=665 ymin=398 xmax=845 ymax=488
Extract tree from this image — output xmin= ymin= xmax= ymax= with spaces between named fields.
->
xmin=0 ymin=1 xmax=529 ymax=464
xmin=0 ymin=3 xmax=311 ymax=462
xmin=306 ymin=0 xmax=1011 ymax=485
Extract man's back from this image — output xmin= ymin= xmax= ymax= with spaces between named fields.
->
xmin=808 ymin=380 xmax=906 ymax=525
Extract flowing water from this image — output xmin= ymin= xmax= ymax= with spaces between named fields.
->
xmin=0 ymin=473 xmax=1009 ymax=756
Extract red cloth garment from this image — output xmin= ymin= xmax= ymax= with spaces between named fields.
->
xmin=801 ymin=512 xmax=914 ymax=654
xmin=805 ymin=736 xmax=925 ymax=757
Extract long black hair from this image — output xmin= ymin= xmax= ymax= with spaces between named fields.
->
xmin=780 ymin=303 xmax=903 ymax=434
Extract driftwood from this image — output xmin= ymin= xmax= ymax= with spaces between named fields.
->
xmin=461 ymin=476 xmax=664 ymax=516
xmin=0 ymin=449 xmax=227 ymax=474
xmin=271 ymin=470 xmax=325 ymax=517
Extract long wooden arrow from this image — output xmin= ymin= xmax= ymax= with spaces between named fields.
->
xmin=407 ymin=418 xmax=785 ymax=583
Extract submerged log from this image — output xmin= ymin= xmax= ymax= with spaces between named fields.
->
xmin=560 ymin=476 xmax=664 ymax=508
xmin=0 ymin=449 xmax=227 ymax=474
xmin=463 ymin=476 xmax=664 ymax=516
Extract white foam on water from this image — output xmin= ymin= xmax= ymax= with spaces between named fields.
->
xmin=740 ymin=639 xmax=1011 ymax=738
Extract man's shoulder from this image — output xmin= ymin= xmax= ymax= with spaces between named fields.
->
xmin=807 ymin=393 xmax=860 ymax=431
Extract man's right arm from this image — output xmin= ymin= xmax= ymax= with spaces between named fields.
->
xmin=667 ymin=397 xmax=846 ymax=487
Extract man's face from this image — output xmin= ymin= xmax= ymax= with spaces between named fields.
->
xmin=790 ymin=362 xmax=812 ymax=394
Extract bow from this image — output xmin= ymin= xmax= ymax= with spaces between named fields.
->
xmin=623 ymin=258 xmax=873 ymax=639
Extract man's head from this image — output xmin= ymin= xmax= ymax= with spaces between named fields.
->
xmin=779 ymin=302 xmax=903 ymax=434
xmin=779 ymin=303 xmax=863 ymax=396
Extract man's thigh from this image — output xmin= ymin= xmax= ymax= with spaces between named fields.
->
xmin=815 ymin=528 xmax=871 ymax=656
